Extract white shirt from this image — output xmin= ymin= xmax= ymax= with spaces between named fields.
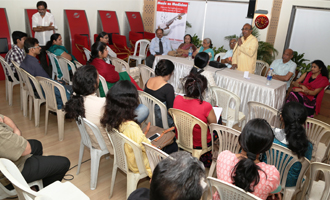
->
xmin=32 ymin=12 xmax=56 ymax=46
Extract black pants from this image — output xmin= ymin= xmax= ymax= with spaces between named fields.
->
xmin=6 ymin=139 xmax=70 ymax=190
xmin=40 ymin=46 xmax=52 ymax=77
xmin=146 ymin=55 xmax=156 ymax=68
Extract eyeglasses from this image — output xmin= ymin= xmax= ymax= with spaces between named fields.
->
xmin=28 ymin=46 xmax=40 ymax=50
xmin=241 ymin=28 xmax=252 ymax=31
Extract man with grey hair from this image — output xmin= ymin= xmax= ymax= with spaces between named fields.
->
xmin=127 ymin=151 xmax=207 ymax=200
xmin=221 ymin=38 xmax=237 ymax=68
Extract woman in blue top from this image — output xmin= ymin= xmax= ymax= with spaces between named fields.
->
xmin=262 ymin=101 xmax=313 ymax=187
xmin=192 ymin=38 xmax=214 ymax=61
xmin=46 ymin=33 xmax=77 ymax=79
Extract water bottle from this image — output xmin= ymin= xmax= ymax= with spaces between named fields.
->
xmin=266 ymin=68 xmax=273 ymax=85
xmin=188 ymin=47 xmax=193 ymax=60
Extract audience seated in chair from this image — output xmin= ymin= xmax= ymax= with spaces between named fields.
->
xmin=215 ymin=118 xmax=281 ymax=200
xmin=88 ymin=41 xmax=142 ymax=97
xmin=95 ymin=32 xmax=118 ymax=63
xmin=144 ymin=59 xmax=175 ymax=128
xmin=0 ymin=114 xmax=70 ymax=190
xmin=146 ymin=28 xmax=171 ymax=68
xmin=127 ymin=151 xmax=206 ymax=200
xmin=5 ymin=31 xmax=27 ymax=81
xmin=262 ymin=102 xmax=313 ymax=187
xmin=20 ymin=37 xmax=72 ymax=109
xmin=46 ymin=33 xmax=77 ymax=79
xmin=64 ymin=65 xmax=148 ymax=153
xmin=173 ymin=72 xmax=217 ymax=167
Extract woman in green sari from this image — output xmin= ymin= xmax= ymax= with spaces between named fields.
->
xmin=46 ymin=33 xmax=77 ymax=78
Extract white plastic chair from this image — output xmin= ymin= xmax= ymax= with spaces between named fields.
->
xmin=12 ymin=60 xmax=29 ymax=116
xmin=142 ymin=142 xmax=172 ymax=172
xmin=211 ymin=86 xmax=245 ymax=128
xmin=107 ymin=129 xmax=148 ymax=199
xmin=255 ymin=60 xmax=269 ymax=76
xmin=0 ymin=55 xmax=20 ymax=106
xmin=0 ymin=158 xmax=90 ymax=200
xmin=138 ymin=64 xmax=155 ymax=88
xmin=208 ymin=123 xmax=241 ymax=177
xmin=74 ymin=60 xmax=83 ymax=68
xmin=247 ymin=101 xmax=280 ymax=128
xmin=36 ymin=77 xmax=68 ymax=141
xmin=168 ymin=108 xmax=211 ymax=159
xmin=20 ymin=69 xmax=46 ymax=127
xmin=83 ymin=47 xmax=91 ymax=62
xmin=207 ymin=177 xmax=262 ymax=200
xmin=0 ymin=177 xmax=43 ymax=200
xmin=298 ymin=162 xmax=330 ymax=200
xmin=304 ymin=118 xmax=330 ymax=162
xmin=138 ymin=90 xmax=169 ymax=129
xmin=75 ymin=116 xmax=110 ymax=190
xmin=57 ymin=56 xmax=75 ymax=85
xmin=265 ymin=143 xmax=310 ymax=200
xmin=45 ymin=51 xmax=59 ymax=80
xmin=111 ymin=57 xmax=130 ymax=74
xmin=128 ymin=39 xmax=150 ymax=66
xmin=97 ymin=74 xmax=108 ymax=97
xmin=214 ymin=52 xmax=226 ymax=62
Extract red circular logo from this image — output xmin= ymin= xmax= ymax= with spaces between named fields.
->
xmin=255 ymin=15 xmax=269 ymax=29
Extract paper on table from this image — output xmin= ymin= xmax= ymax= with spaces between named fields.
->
xmin=213 ymin=107 xmax=223 ymax=121
xmin=244 ymin=71 xmax=250 ymax=79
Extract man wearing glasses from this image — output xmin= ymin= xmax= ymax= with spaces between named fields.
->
xmin=221 ymin=38 xmax=237 ymax=68
xmin=32 ymin=1 xmax=56 ymax=77
xmin=231 ymin=23 xmax=258 ymax=74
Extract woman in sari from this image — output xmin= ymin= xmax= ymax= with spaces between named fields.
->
xmin=176 ymin=34 xmax=197 ymax=57
xmin=95 ymin=32 xmax=117 ymax=63
xmin=46 ymin=33 xmax=77 ymax=79
xmin=287 ymin=60 xmax=329 ymax=117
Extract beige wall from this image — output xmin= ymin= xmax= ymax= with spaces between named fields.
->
xmin=1 ymin=0 xmax=144 ymax=44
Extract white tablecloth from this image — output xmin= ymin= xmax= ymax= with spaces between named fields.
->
xmin=153 ymin=55 xmax=287 ymax=118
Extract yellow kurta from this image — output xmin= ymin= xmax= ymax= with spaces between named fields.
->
xmin=232 ymin=34 xmax=258 ymax=74
xmin=118 ymin=121 xmax=152 ymax=177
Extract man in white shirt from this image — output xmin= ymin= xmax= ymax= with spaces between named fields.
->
xmin=146 ymin=28 xmax=171 ymax=68
xmin=221 ymin=38 xmax=237 ymax=68
xmin=269 ymin=49 xmax=296 ymax=89
xmin=32 ymin=1 xmax=56 ymax=77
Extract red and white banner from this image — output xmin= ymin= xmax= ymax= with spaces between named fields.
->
xmin=156 ymin=1 xmax=189 ymax=49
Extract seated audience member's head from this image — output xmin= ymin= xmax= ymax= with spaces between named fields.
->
xmin=101 ymin=80 xmax=139 ymax=130
xmin=190 ymin=52 xmax=209 ymax=75
xmin=280 ymin=102 xmax=309 ymax=158
xmin=12 ymin=31 xmax=27 ymax=48
xmin=311 ymin=60 xmax=329 ymax=79
xmin=232 ymin=118 xmax=274 ymax=192
xmin=183 ymin=73 xmax=208 ymax=103
xmin=24 ymin=37 xmax=41 ymax=55
xmin=155 ymin=59 xmax=175 ymax=79
xmin=89 ymin=41 xmax=107 ymax=63
xmin=282 ymin=49 xmax=294 ymax=63
xmin=183 ymin=34 xmax=193 ymax=44
xmin=96 ymin=32 xmax=109 ymax=44
xmin=64 ymin=65 xmax=99 ymax=120
xmin=229 ymin=38 xmax=237 ymax=50
xmin=45 ymin=33 xmax=61 ymax=50
xmin=202 ymin=38 xmax=213 ymax=49
xmin=155 ymin=28 xmax=164 ymax=39
xmin=150 ymin=151 xmax=206 ymax=200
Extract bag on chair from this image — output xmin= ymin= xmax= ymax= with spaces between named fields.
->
xmin=143 ymin=122 xmax=175 ymax=149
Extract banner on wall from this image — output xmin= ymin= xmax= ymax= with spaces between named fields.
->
xmin=156 ymin=1 xmax=189 ymax=49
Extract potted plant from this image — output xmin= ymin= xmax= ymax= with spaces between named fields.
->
xmin=291 ymin=51 xmax=309 ymax=80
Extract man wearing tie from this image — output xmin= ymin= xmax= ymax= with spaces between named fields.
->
xmin=146 ymin=28 xmax=171 ymax=68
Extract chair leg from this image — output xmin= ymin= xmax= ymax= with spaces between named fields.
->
xmin=22 ymin=92 xmax=28 ymax=117
xmin=57 ymin=111 xmax=65 ymax=141
xmin=34 ymin=100 xmax=40 ymax=127
xmin=45 ymin=107 xmax=49 ymax=135
xmin=90 ymin=150 xmax=102 ymax=190
xmin=76 ymin=141 xmax=84 ymax=175
xmin=29 ymin=96 xmax=33 ymax=120
xmin=109 ymin=165 xmax=118 ymax=198
xmin=208 ymin=161 xmax=216 ymax=177
xmin=126 ymin=173 xmax=141 ymax=199
xmin=8 ymin=82 xmax=13 ymax=106
xmin=20 ymin=87 xmax=23 ymax=110
xmin=137 ymin=59 xmax=142 ymax=65
xmin=5 ymin=80 xmax=8 ymax=101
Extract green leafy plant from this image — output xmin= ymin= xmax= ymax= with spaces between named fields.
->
xmin=292 ymin=51 xmax=310 ymax=72
xmin=191 ymin=33 xmax=202 ymax=48
xmin=212 ymin=45 xmax=227 ymax=55
xmin=299 ymin=63 xmax=311 ymax=75
xmin=186 ymin=21 xmax=192 ymax=28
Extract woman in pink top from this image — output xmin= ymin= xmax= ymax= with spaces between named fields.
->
xmin=215 ymin=119 xmax=281 ymax=200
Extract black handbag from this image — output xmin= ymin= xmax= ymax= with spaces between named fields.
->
xmin=209 ymin=61 xmax=227 ymax=69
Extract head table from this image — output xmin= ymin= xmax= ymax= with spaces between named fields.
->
xmin=152 ymin=55 xmax=287 ymax=122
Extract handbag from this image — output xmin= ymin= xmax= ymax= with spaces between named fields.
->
xmin=143 ymin=122 xmax=175 ymax=149
xmin=209 ymin=61 xmax=227 ymax=69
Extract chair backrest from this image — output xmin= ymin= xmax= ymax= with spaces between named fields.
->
xmin=168 ymin=108 xmax=208 ymax=152
xmin=0 ymin=55 xmax=20 ymax=84
xmin=302 ymin=162 xmax=330 ymax=200
xmin=83 ymin=47 xmax=91 ymax=61
xmin=141 ymin=142 xmax=172 ymax=172
xmin=214 ymin=52 xmax=226 ymax=62
xmin=0 ymin=158 xmax=38 ymax=200
xmin=45 ymin=51 xmax=59 ymax=80
xmin=20 ymin=68 xmax=44 ymax=101
xmin=207 ymin=177 xmax=262 ymax=200
xmin=133 ymin=39 xmax=150 ymax=57
xmin=265 ymin=143 xmax=310 ymax=193
xmin=255 ymin=60 xmax=269 ymax=76
xmin=111 ymin=58 xmax=130 ymax=75
xmin=57 ymin=56 xmax=74 ymax=84
xmin=74 ymin=60 xmax=83 ymax=68
xmin=211 ymin=86 xmax=241 ymax=122
xmin=11 ymin=60 xmax=24 ymax=88
xmin=36 ymin=76 xmax=68 ymax=111
xmin=107 ymin=129 xmax=147 ymax=175
xmin=247 ymin=101 xmax=280 ymax=128
xmin=98 ymin=75 xmax=108 ymax=96
xmin=76 ymin=116 xmax=108 ymax=152
xmin=138 ymin=64 xmax=155 ymax=87
xmin=138 ymin=91 xmax=169 ymax=129
xmin=305 ymin=118 xmax=330 ymax=162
